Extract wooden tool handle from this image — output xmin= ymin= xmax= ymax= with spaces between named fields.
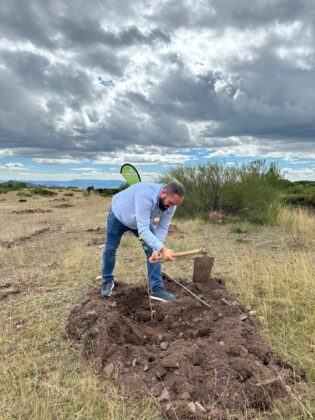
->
xmin=154 ymin=247 xmax=208 ymax=261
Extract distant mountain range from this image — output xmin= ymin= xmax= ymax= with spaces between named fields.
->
xmin=1 ymin=179 xmax=125 ymax=189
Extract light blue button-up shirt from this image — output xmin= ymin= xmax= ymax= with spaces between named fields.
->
xmin=111 ymin=182 xmax=176 ymax=251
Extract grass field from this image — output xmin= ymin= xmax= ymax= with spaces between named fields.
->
xmin=0 ymin=191 xmax=314 ymax=419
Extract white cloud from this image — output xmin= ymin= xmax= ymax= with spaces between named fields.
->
xmin=0 ymin=171 xmax=123 ymax=181
xmin=281 ymin=167 xmax=315 ymax=181
xmin=3 ymin=162 xmax=25 ymax=169
xmin=0 ymin=149 xmax=14 ymax=156
xmin=70 ymin=167 xmax=102 ymax=171
xmin=33 ymin=158 xmax=84 ymax=165
xmin=93 ymin=147 xmax=192 ymax=165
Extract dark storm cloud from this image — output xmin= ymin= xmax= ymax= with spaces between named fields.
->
xmin=0 ymin=0 xmax=315 ymax=160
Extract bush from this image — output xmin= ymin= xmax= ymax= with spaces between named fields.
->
xmin=230 ymin=222 xmax=258 ymax=234
xmin=281 ymin=194 xmax=315 ymax=208
xmin=220 ymin=173 xmax=281 ymax=224
xmin=160 ymin=160 xmax=283 ymax=224
xmin=280 ymin=181 xmax=315 ymax=209
xmin=17 ymin=191 xmax=33 ymax=197
xmin=0 ymin=181 xmax=28 ymax=194
xmin=159 ymin=163 xmax=236 ymax=218
xmin=31 ymin=187 xmax=58 ymax=196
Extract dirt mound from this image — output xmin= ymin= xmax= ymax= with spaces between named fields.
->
xmin=152 ymin=222 xmax=184 ymax=236
xmin=67 ymin=276 xmax=297 ymax=418
xmin=52 ymin=204 xmax=74 ymax=209
xmin=0 ymin=283 xmax=21 ymax=301
xmin=49 ymin=197 xmax=68 ymax=202
xmin=85 ymin=227 xmax=106 ymax=234
xmin=1 ymin=228 xmax=54 ymax=248
xmin=12 ymin=208 xmax=53 ymax=214
xmin=85 ymin=227 xmax=106 ymax=246
xmin=167 ymin=223 xmax=184 ymax=236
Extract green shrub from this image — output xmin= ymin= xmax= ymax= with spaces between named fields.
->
xmin=220 ymin=173 xmax=281 ymax=224
xmin=31 ymin=187 xmax=58 ymax=196
xmin=63 ymin=192 xmax=74 ymax=197
xmin=17 ymin=191 xmax=33 ymax=197
xmin=0 ymin=181 xmax=28 ymax=193
xmin=159 ymin=163 xmax=236 ymax=217
xmin=230 ymin=222 xmax=258 ymax=234
xmin=100 ymin=189 xmax=115 ymax=197
xmin=281 ymin=194 xmax=315 ymax=208
xmin=160 ymin=160 xmax=283 ymax=224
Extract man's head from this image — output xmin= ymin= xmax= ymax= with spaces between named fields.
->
xmin=159 ymin=181 xmax=185 ymax=211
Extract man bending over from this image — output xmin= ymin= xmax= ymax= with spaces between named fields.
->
xmin=101 ymin=181 xmax=185 ymax=302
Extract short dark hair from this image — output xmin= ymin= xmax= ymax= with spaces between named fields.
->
xmin=165 ymin=181 xmax=186 ymax=197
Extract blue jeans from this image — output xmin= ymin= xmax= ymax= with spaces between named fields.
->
xmin=102 ymin=208 xmax=163 ymax=292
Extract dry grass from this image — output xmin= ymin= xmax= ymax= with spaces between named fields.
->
xmin=0 ymin=192 xmax=314 ymax=419
xmin=276 ymin=206 xmax=315 ymax=244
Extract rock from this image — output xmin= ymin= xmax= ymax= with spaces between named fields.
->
xmin=258 ymin=316 xmax=265 ymax=322
xmin=155 ymin=365 xmax=167 ymax=379
xmin=180 ymin=391 xmax=191 ymax=400
xmin=187 ymin=402 xmax=197 ymax=414
xmin=132 ymin=358 xmax=137 ymax=367
xmin=240 ymin=314 xmax=248 ymax=321
xmin=160 ymin=341 xmax=168 ymax=350
xmin=209 ymin=408 xmax=224 ymax=418
xmin=161 ymin=356 xmax=179 ymax=368
xmin=143 ymin=364 xmax=149 ymax=372
xmin=221 ymin=298 xmax=233 ymax=307
xmin=249 ymin=310 xmax=257 ymax=316
xmin=103 ymin=362 xmax=115 ymax=377
xmin=209 ymin=211 xmax=224 ymax=222
xmin=195 ymin=401 xmax=207 ymax=413
xmin=158 ymin=389 xmax=170 ymax=402
xmin=164 ymin=402 xmax=172 ymax=411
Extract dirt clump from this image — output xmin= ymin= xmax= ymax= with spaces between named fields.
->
xmin=167 ymin=223 xmax=183 ymax=236
xmin=0 ymin=283 xmax=21 ymax=301
xmin=1 ymin=228 xmax=53 ymax=248
xmin=52 ymin=204 xmax=74 ymax=209
xmin=85 ymin=227 xmax=106 ymax=234
xmin=85 ymin=227 xmax=106 ymax=246
xmin=67 ymin=276 xmax=298 ymax=418
xmin=12 ymin=208 xmax=53 ymax=214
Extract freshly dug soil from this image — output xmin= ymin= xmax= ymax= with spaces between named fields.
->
xmin=67 ymin=275 xmax=297 ymax=419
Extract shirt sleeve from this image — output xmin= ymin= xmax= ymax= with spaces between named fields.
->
xmin=135 ymin=193 xmax=164 ymax=252
xmin=154 ymin=206 xmax=176 ymax=243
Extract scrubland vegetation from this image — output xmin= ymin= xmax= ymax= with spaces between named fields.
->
xmin=0 ymin=164 xmax=314 ymax=419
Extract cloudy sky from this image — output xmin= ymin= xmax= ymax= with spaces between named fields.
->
xmin=0 ymin=0 xmax=315 ymax=182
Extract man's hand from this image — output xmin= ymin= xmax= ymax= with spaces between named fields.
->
xmin=148 ymin=247 xmax=175 ymax=263
xmin=149 ymin=250 xmax=160 ymax=264
xmin=160 ymin=246 xmax=175 ymax=261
